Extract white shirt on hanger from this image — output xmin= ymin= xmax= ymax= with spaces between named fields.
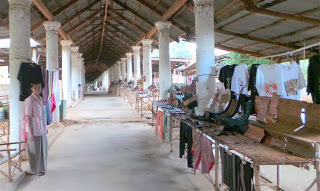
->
xmin=256 ymin=64 xmax=285 ymax=97
xmin=231 ymin=64 xmax=249 ymax=95
xmin=280 ymin=61 xmax=306 ymax=100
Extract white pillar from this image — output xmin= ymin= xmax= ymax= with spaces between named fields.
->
xmin=43 ymin=21 xmax=61 ymax=123
xmin=102 ymin=71 xmax=107 ymax=90
xmin=142 ymin=39 xmax=153 ymax=90
xmin=94 ymin=80 xmax=98 ymax=90
xmin=194 ymin=0 xmax=216 ymax=116
xmin=8 ymin=0 xmax=33 ymax=144
xmin=107 ymin=70 xmax=111 ymax=88
xmin=132 ymin=46 xmax=141 ymax=87
xmin=32 ymin=48 xmax=37 ymax=63
xmin=78 ymin=57 xmax=83 ymax=93
xmin=60 ymin=40 xmax=72 ymax=107
xmin=155 ymin=21 xmax=172 ymax=100
xmin=81 ymin=58 xmax=84 ymax=97
xmin=113 ymin=64 xmax=118 ymax=82
xmin=105 ymin=71 xmax=109 ymax=92
xmin=125 ymin=53 xmax=133 ymax=83
xmin=116 ymin=61 xmax=122 ymax=81
xmin=121 ymin=57 xmax=126 ymax=81
xmin=76 ymin=53 xmax=82 ymax=99
xmin=70 ymin=46 xmax=79 ymax=102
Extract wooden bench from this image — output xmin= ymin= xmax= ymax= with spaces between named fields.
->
xmin=0 ymin=142 xmax=25 ymax=182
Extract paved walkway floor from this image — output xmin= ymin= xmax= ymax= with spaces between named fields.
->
xmin=17 ymin=94 xmax=213 ymax=191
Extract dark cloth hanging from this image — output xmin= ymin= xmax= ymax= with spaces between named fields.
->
xmin=219 ymin=64 xmax=237 ymax=89
xmin=17 ymin=62 xmax=44 ymax=101
xmin=307 ymin=55 xmax=320 ymax=104
xmin=179 ymin=121 xmax=193 ymax=168
xmin=220 ymin=148 xmax=255 ymax=191
xmin=248 ymin=64 xmax=260 ymax=112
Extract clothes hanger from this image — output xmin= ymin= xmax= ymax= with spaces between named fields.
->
xmin=286 ymin=51 xmax=294 ymax=63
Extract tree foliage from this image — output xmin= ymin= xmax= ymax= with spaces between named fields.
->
xmin=152 ymin=39 xmax=194 ymax=59
xmin=218 ymin=53 xmax=273 ymax=68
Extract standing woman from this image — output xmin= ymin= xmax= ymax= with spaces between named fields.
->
xmin=24 ymin=83 xmax=48 ymax=176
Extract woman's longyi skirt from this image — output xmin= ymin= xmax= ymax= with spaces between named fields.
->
xmin=27 ymin=134 xmax=48 ymax=174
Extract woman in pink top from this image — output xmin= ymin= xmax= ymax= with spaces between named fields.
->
xmin=24 ymin=83 xmax=48 ymax=176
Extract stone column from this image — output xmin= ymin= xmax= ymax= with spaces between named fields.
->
xmin=142 ymin=39 xmax=153 ymax=90
xmin=60 ymin=40 xmax=72 ymax=107
xmin=76 ymin=53 xmax=82 ymax=99
xmin=155 ymin=21 xmax=172 ymax=100
xmin=43 ymin=21 xmax=61 ymax=123
xmin=113 ymin=64 xmax=118 ymax=82
xmin=32 ymin=48 xmax=37 ymax=63
xmin=81 ymin=58 xmax=84 ymax=98
xmin=116 ymin=61 xmax=122 ymax=82
xmin=70 ymin=46 xmax=79 ymax=101
xmin=102 ymin=71 xmax=107 ymax=90
xmin=132 ymin=46 xmax=141 ymax=87
xmin=105 ymin=71 xmax=109 ymax=92
xmin=120 ymin=57 xmax=126 ymax=82
xmin=194 ymin=0 xmax=216 ymax=116
xmin=94 ymin=80 xmax=97 ymax=90
xmin=125 ymin=53 xmax=133 ymax=83
xmin=8 ymin=0 xmax=33 ymax=145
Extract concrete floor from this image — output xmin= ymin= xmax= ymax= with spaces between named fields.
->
xmin=17 ymin=94 xmax=214 ymax=191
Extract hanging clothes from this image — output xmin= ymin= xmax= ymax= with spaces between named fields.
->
xmin=220 ymin=148 xmax=255 ymax=191
xmin=219 ymin=65 xmax=237 ymax=90
xmin=307 ymin=55 xmax=320 ymax=104
xmin=256 ymin=64 xmax=284 ymax=97
xmin=17 ymin=62 xmax=44 ymax=101
xmin=192 ymin=130 xmax=215 ymax=174
xmin=155 ymin=110 xmax=164 ymax=139
xmin=281 ymin=62 xmax=306 ymax=100
xmin=180 ymin=121 xmax=193 ymax=168
xmin=231 ymin=64 xmax=249 ymax=95
xmin=248 ymin=64 xmax=260 ymax=113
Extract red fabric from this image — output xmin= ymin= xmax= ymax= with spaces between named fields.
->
xmin=51 ymin=93 xmax=56 ymax=113
xmin=155 ymin=110 xmax=164 ymax=140
xmin=191 ymin=131 xmax=215 ymax=174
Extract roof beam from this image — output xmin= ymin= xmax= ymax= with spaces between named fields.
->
xmin=32 ymin=0 xmax=69 ymax=40
xmin=215 ymin=28 xmax=300 ymax=50
xmin=113 ymin=0 xmax=154 ymax=27
xmin=61 ymin=1 xmax=102 ymax=29
xmin=66 ymin=10 xmax=103 ymax=35
xmin=135 ymin=0 xmax=188 ymax=45
xmin=239 ymin=0 xmax=320 ymax=25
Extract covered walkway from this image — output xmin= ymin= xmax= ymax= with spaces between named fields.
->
xmin=17 ymin=93 xmax=213 ymax=191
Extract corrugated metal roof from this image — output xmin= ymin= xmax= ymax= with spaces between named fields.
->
xmin=1 ymin=0 xmax=320 ymax=81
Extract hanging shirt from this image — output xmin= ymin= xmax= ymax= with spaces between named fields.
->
xmin=256 ymin=64 xmax=284 ymax=97
xmin=17 ymin=62 xmax=44 ymax=101
xmin=280 ymin=62 xmax=306 ymax=100
xmin=231 ymin=64 xmax=249 ymax=95
xmin=219 ymin=65 xmax=237 ymax=89
xmin=307 ymin=55 xmax=320 ymax=104
xmin=24 ymin=93 xmax=47 ymax=136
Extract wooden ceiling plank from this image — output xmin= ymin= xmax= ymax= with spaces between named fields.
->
xmin=215 ymin=28 xmax=300 ymax=50
xmin=238 ymin=0 xmax=320 ymax=25
xmin=66 ymin=10 xmax=102 ymax=35
xmin=216 ymin=43 xmax=264 ymax=57
xmin=135 ymin=0 xmax=188 ymax=45
xmin=32 ymin=0 xmax=69 ymax=40
xmin=112 ymin=0 xmax=154 ymax=26
xmin=52 ymin=0 xmax=79 ymax=16
xmin=61 ymin=1 xmax=102 ymax=29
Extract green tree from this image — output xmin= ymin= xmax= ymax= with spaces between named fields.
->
xmin=219 ymin=53 xmax=273 ymax=68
